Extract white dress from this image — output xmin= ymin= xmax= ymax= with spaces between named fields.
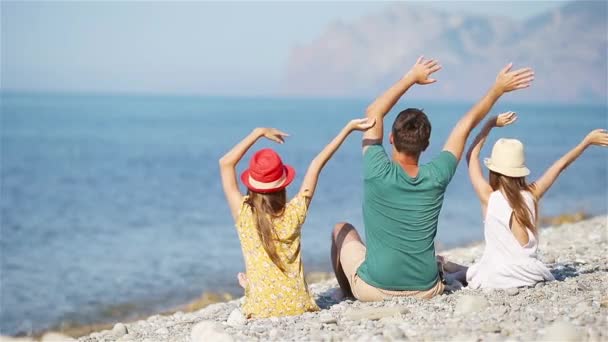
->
xmin=466 ymin=191 xmax=555 ymax=289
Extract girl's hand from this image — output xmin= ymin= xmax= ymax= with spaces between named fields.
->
xmin=583 ymin=129 xmax=608 ymax=147
xmin=256 ymin=128 xmax=289 ymax=144
xmin=494 ymin=111 xmax=518 ymax=127
xmin=348 ymin=118 xmax=376 ymax=131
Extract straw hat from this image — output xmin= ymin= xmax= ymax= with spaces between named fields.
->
xmin=484 ymin=138 xmax=530 ymax=177
xmin=241 ymin=148 xmax=295 ymax=193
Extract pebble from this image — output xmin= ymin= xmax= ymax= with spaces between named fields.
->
xmin=544 ymin=256 xmax=556 ymax=264
xmin=382 ymin=326 xmax=404 ymax=340
xmin=494 ymin=306 xmax=508 ymax=315
xmin=587 ymin=327 xmax=601 ymax=342
xmin=182 ymin=313 xmax=197 ymax=321
xmin=268 ymin=328 xmax=279 ymax=340
xmin=190 ymin=321 xmax=233 ymax=342
xmin=543 ymin=321 xmax=582 ymax=342
xmin=112 ymin=323 xmax=128 ymax=337
xmin=154 ymin=327 xmax=169 ymax=335
xmin=117 ymin=334 xmax=135 ymax=341
xmin=506 ymin=288 xmax=519 ymax=296
xmin=319 ymin=312 xmax=337 ymax=324
xmin=454 ymin=295 xmax=488 ymax=314
xmin=146 ymin=315 xmax=160 ymax=322
xmin=40 ymin=333 xmax=76 ymax=342
xmin=450 ymin=334 xmax=477 ymax=342
xmin=342 ymin=306 xmax=408 ymax=321
xmin=226 ymin=309 xmax=247 ymax=327
xmin=481 ymin=323 xmax=501 ymax=333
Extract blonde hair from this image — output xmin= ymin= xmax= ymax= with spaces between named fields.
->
xmin=244 ymin=189 xmax=287 ymax=272
xmin=489 ymin=171 xmax=539 ymax=235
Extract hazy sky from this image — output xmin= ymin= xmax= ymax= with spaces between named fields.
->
xmin=2 ymin=1 xmax=567 ymax=96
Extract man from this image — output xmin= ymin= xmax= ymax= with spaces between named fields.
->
xmin=331 ymin=57 xmax=534 ymax=300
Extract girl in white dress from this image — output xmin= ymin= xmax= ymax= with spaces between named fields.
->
xmin=443 ymin=112 xmax=608 ymax=289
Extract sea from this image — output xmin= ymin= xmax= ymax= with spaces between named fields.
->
xmin=1 ymin=92 xmax=606 ymax=335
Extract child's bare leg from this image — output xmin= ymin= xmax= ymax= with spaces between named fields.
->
xmin=237 ymin=272 xmax=248 ymax=289
xmin=437 ymin=255 xmax=469 ymax=286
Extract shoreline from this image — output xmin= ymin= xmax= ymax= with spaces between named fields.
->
xmin=13 ymin=271 xmax=337 ymax=340
xmin=3 ymin=212 xmax=602 ymax=341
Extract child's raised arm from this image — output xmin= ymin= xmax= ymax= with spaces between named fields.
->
xmin=299 ymin=118 xmax=376 ymax=205
xmin=466 ymin=112 xmax=518 ymax=209
xmin=219 ymin=128 xmax=288 ymax=221
xmin=531 ymin=128 xmax=608 ymax=199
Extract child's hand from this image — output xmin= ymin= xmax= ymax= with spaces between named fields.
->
xmin=256 ymin=128 xmax=289 ymax=144
xmin=583 ymin=129 xmax=608 ymax=147
xmin=494 ymin=111 xmax=518 ymax=127
xmin=348 ymin=118 xmax=376 ymax=131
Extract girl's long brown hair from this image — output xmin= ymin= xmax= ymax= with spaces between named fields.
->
xmin=489 ymin=171 xmax=539 ymax=235
xmin=244 ymin=189 xmax=287 ymax=272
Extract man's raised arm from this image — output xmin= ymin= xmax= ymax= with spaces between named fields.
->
xmin=363 ymin=56 xmax=441 ymax=152
xmin=443 ymin=63 xmax=534 ymax=161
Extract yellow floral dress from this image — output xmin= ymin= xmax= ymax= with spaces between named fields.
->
xmin=236 ymin=194 xmax=319 ymax=318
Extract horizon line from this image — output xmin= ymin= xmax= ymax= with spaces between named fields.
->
xmin=1 ymin=89 xmax=606 ymax=107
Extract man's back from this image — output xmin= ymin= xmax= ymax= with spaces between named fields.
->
xmin=330 ymin=56 xmax=533 ymax=300
xmin=357 ymin=145 xmax=457 ymax=290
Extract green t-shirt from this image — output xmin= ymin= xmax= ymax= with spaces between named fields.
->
xmin=357 ymin=145 xmax=458 ymax=291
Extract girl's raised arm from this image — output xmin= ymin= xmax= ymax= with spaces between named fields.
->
xmin=531 ymin=128 xmax=608 ymax=199
xmin=466 ymin=112 xmax=518 ymax=210
xmin=299 ymin=118 xmax=375 ymax=205
xmin=219 ymin=128 xmax=288 ymax=221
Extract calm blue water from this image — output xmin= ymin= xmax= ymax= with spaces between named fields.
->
xmin=1 ymin=93 xmax=607 ymax=335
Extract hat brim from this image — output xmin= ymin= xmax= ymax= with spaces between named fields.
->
xmin=484 ymin=158 xmax=530 ymax=178
xmin=240 ymin=165 xmax=296 ymax=193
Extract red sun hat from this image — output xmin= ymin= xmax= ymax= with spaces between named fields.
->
xmin=240 ymin=148 xmax=295 ymax=193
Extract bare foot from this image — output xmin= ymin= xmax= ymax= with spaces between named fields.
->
xmin=237 ymin=272 xmax=248 ymax=289
xmin=445 ymin=269 xmax=468 ymax=286
xmin=438 ymin=255 xmax=468 ymax=274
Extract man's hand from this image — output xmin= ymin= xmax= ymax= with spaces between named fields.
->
xmin=443 ymin=63 xmax=531 ymax=162
xmin=405 ymin=56 xmax=442 ymax=85
xmin=494 ymin=63 xmax=534 ymax=94
xmin=348 ymin=118 xmax=376 ymax=132
xmin=583 ymin=129 xmax=608 ymax=147
xmin=362 ymin=56 xmax=439 ymax=149
xmin=255 ymin=128 xmax=289 ymax=144
xmin=493 ymin=111 xmax=518 ymax=127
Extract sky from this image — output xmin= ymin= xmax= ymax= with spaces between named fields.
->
xmin=1 ymin=1 xmax=568 ymax=96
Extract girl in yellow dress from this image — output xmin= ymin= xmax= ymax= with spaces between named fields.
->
xmin=219 ymin=118 xmax=375 ymax=318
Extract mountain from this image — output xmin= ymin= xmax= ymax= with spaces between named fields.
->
xmin=283 ymin=1 xmax=607 ymax=103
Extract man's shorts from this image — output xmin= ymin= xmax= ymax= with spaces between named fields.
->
xmin=340 ymin=240 xmax=444 ymax=301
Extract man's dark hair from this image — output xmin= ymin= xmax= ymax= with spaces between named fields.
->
xmin=391 ymin=108 xmax=431 ymax=155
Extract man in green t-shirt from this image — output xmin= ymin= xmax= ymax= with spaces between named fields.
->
xmin=330 ymin=57 xmax=534 ymax=300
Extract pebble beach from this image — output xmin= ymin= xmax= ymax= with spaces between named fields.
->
xmin=4 ymin=215 xmax=606 ymax=342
